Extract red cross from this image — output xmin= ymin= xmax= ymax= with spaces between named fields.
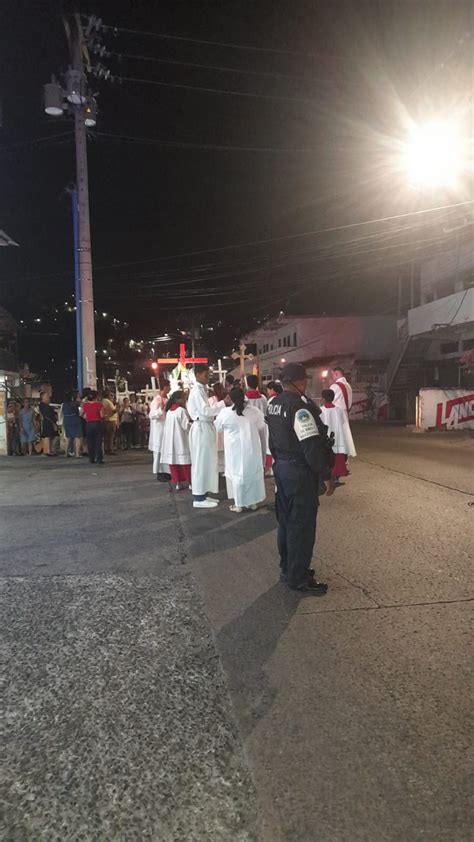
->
xmin=157 ymin=343 xmax=208 ymax=367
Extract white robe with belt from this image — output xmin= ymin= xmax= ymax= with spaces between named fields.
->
xmin=320 ymin=403 xmax=356 ymax=457
xmin=187 ymin=383 xmax=225 ymax=495
xmin=161 ymin=406 xmax=191 ymax=465
xmin=215 ymin=405 xmax=266 ymax=508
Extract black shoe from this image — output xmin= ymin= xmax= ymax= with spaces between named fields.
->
xmin=289 ymin=579 xmax=328 ymax=596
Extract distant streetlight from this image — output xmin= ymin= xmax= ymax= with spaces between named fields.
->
xmin=400 ymin=119 xmax=466 ymax=189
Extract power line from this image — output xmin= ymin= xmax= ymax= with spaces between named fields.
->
xmin=0 ymin=131 xmax=75 ymax=154
xmin=97 ymin=20 xmax=319 ymax=57
xmin=4 ymin=202 xmax=470 ymax=288
xmin=106 ymin=49 xmax=322 ymax=83
xmin=77 ymin=199 xmax=474 ymax=272
xmin=95 ymin=130 xmax=320 ymax=154
xmin=119 ymin=73 xmax=318 ymax=103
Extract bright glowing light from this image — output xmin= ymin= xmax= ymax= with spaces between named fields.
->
xmin=400 ymin=120 xmax=465 ymax=188
xmin=280 ymin=358 xmax=286 ymax=364
xmin=151 ymin=362 xmax=158 ymax=370
xmin=321 ymin=369 xmax=329 ymax=378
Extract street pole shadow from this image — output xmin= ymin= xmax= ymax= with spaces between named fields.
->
xmin=216 ymin=583 xmax=300 ymax=738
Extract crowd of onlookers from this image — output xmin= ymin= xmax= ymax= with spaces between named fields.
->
xmin=6 ymin=389 xmax=153 ymax=461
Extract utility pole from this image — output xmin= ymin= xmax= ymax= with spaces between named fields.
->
xmin=69 ymin=15 xmax=96 ymax=388
xmin=44 ymin=13 xmax=99 ymax=390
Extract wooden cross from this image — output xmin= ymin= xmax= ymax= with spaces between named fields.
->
xmin=231 ymin=341 xmax=253 ymax=379
xmin=157 ymin=343 xmax=208 ymax=368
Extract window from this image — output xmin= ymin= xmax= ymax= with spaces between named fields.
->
xmin=440 ymin=341 xmax=459 ymax=354
xmin=283 ymin=337 xmax=287 ymax=347
xmin=293 ymin=332 xmax=297 ymax=346
xmin=278 ymin=338 xmax=281 ymax=347
xmin=270 ymin=344 xmax=273 ymax=350
xmin=287 ymin=335 xmax=290 ymax=346
xmin=462 ymin=338 xmax=474 ymax=351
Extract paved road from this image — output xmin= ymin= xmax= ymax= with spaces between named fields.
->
xmin=1 ymin=427 xmax=473 ymax=840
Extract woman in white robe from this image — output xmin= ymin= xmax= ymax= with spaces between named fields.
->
xmin=161 ymin=390 xmax=192 ymax=490
xmin=148 ymin=383 xmax=170 ymax=475
xmin=215 ymin=387 xmax=267 ymax=512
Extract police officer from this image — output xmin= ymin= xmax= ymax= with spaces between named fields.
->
xmin=266 ymin=362 xmax=335 ymax=594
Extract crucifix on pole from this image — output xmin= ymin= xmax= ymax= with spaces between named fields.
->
xmin=231 ymin=341 xmax=253 ymax=380
xmin=157 ymin=343 xmax=208 ymax=368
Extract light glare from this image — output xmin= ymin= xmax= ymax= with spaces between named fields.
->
xmin=401 ymin=120 xmax=465 ymax=188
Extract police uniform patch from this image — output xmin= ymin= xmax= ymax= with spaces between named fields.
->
xmin=294 ymin=408 xmax=319 ymax=441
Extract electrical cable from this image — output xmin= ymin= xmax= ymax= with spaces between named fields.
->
xmin=80 ymin=199 xmax=474 ymax=273
xmin=96 ymin=20 xmax=322 ymax=57
xmin=118 ymin=73 xmax=319 ymax=103
xmin=0 ymin=131 xmax=75 ymax=154
xmin=5 ymin=203 xmax=470 ymax=289
xmin=105 ymin=49 xmax=323 ymax=83
xmin=95 ymin=130 xmax=320 ymax=154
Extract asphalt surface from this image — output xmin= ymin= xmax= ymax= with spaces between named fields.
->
xmin=1 ymin=427 xmax=473 ymax=840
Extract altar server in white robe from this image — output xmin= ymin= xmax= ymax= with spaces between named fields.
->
xmin=319 ymin=388 xmax=356 ymax=482
xmin=187 ymin=364 xmax=227 ymax=508
xmin=215 ymin=387 xmax=267 ymax=512
xmin=161 ymin=390 xmax=192 ymax=490
xmin=148 ymin=382 xmax=170 ymax=475
xmin=245 ymin=373 xmax=273 ymax=474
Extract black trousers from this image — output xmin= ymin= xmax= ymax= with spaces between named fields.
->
xmin=86 ymin=421 xmax=104 ymax=463
xmin=274 ymin=460 xmax=319 ymax=589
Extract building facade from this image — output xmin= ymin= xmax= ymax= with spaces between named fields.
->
xmin=387 ymin=240 xmax=474 ymax=421
xmin=230 ymin=314 xmax=398 ymax=419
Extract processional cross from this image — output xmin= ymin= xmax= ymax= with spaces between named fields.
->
xmin=231 ymin=341 xmax=253 ymax=379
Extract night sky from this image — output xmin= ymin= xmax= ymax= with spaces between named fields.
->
xmin=1 ymin=0 xmax=472 ymax=388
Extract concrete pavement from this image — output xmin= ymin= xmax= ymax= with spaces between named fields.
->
xmin=1 ymin=428 xmax=473 ymax=840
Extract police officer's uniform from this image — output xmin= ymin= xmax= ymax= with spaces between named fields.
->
xmin=266 ymin=364 xmax=333 ymax=592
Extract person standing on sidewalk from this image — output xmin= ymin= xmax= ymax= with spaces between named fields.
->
xmin=102 ymin=389 xmax=118 ymax=455
xmin=266 ymin=363 xmax=335 ymax=595
xmin=61 ymin=391 xmax=83 ymax=459
xmin=38 ymin=392 xmax=58 ymax=457
xmin=81 ymin=391 xmax=104 ymax=464
xmin=187 ymin=364 xmax=228 ymax=509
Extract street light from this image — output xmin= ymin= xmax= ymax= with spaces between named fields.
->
xmin=400 ymin=119 xmax=466 ymax=189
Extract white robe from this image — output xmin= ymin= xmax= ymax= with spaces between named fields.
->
xmin=331 ymin=377 xmax=353 ymax=413
xmin=209 ymin=395 xmax=225 ymax=472
xmin=187 ymin=382 xmax=225 ymax=496
xmin=320 ymin=404 xmax=357 ymax=457
xmin=161 ymin=406 xmax=191 ymax=465
xmin=246 ymin=392 xmax=270 ymax=458
xmin=148 ymin=394 xmax=167 ymax=473
xmin=215 ymin=405 xmax=266 ymax=508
